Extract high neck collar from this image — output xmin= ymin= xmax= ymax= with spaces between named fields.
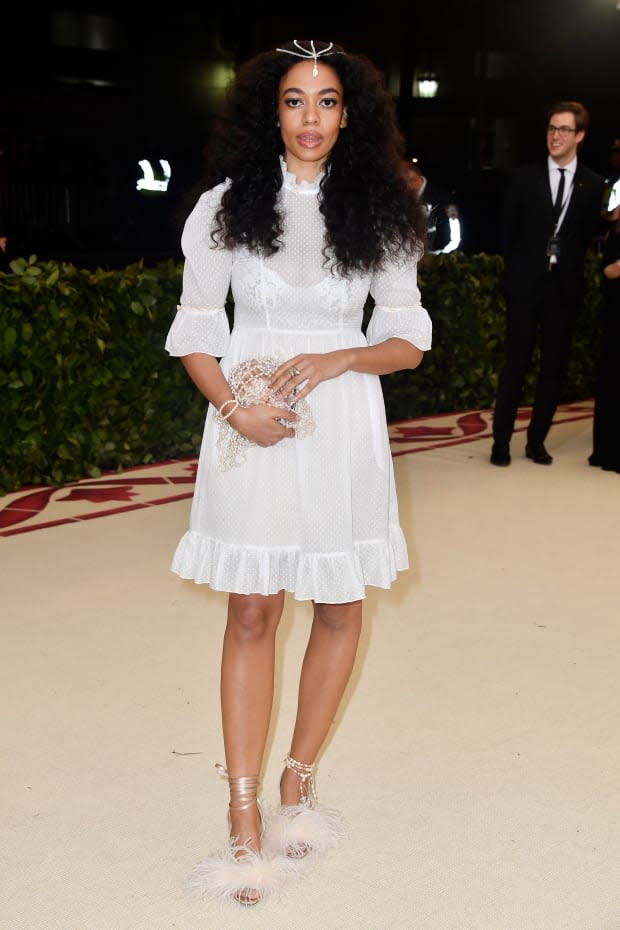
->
xmin=280 ymin=156 xmax=324 ymax=193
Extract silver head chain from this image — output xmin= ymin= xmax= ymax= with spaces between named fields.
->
xmin=275 ymin=40 xmax=340 ymax=77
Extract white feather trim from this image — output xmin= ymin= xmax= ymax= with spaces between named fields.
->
xmin=188 ymin=841 xmax=288 ymax=905
xmin=263 ymin=804 xmax=347 ymax=860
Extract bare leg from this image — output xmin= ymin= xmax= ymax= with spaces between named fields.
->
xmin=221 ymin=591 xmax=285 ymax=849
xmin=281 ymin=599 xmax=362 ymax=804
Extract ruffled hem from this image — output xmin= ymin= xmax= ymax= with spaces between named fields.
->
xmin=366 ymin=304 xmax=432 ymax=352
xmin=170 ymin=530 xmax=408 ymax=603
xmin=164 ymin=305 xmax=230 ymax=357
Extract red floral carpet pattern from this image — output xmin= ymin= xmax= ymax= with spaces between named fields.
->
xmin=1 ymin=402 xmax=593 ymax=537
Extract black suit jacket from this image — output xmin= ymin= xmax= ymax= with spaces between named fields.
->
xmin=500 ymin=160 xmax=605 ymax=305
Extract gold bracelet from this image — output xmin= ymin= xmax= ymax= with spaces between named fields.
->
xmin=217 ymin=399 xmax=239 ymax=421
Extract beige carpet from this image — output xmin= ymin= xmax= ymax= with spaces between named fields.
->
xmin=2 ymin=403 xmax=619 ymax=930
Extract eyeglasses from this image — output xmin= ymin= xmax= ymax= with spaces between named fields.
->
xmin=547 ymin=125 xmax=577 ymax=137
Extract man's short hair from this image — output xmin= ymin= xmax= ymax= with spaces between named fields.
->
xmin=546 ymin=100 xmax=590 ymax=135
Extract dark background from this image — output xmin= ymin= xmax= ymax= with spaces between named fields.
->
xmin=2 ymin=1 xmax=619 ymax=267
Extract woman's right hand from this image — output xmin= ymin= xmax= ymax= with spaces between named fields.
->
xmin=227 ymin=403 xmax=299 ymax=446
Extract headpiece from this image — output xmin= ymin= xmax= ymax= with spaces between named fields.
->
xmin=275 ymin=39 xmax=341 ymax=78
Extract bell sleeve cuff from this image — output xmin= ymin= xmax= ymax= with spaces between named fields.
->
xmin=366 ymin=304 xmax=432 ymax=352
xmin=164 ymin=305 xmax=231 ymax=357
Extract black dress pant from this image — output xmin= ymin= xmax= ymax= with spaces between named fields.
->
xmin=589 ymin=301 xmax=620 ymax=471
xmin=493 ymin=274 xmax=577 ymax=446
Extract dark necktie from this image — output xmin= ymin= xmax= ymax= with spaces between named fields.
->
xmin=553 ymin=168 xmax=566 ymax=224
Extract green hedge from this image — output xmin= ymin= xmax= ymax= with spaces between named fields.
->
xmin=1 ymin=256 xmax=205 ymax=494
xmin=1 ymin=251 xmax=604 ymax=495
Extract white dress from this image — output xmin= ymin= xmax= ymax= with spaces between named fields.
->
xmin=164 ymin=160 xmax=432 ymax=603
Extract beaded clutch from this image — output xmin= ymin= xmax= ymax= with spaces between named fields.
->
xmin=215 ymin=356 xmax=315 ymax=470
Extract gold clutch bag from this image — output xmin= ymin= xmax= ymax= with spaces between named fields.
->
xmin=215 ymin=356 xmax=315 ymax=470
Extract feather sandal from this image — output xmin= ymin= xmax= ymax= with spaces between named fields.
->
xmin=263 ymin=753 xmax=346 ymax=861
xmin=189 ymin=763 xmax=283 ymax=906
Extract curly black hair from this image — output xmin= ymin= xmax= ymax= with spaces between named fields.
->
xmin=198 ymin=40 xmax=425 ymax=277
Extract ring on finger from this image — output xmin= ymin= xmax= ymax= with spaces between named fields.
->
xmin=290 ymin=367 xmax=301 ymax=377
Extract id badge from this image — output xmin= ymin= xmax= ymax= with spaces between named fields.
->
xmin=547 ymin=235 xmax=561 ymax=266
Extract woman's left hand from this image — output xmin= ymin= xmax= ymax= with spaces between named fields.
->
xmin=269 ymin=351 xmax=351 ymax=400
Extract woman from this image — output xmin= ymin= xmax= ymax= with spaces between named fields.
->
xmin=164 ymin=39 xmax=431 ymax=905
xmin=589 ymin=183 xmax=620 ymax=472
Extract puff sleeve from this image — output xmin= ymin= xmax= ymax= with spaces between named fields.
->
xmin=164 ymin=183 xmax=233 ymax=357
xmin=366 ymin=252 xmax=432 ymax=352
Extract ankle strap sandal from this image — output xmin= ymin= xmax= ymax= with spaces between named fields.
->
xmin=188 ymin=763 xmax=283 ymax=906
xmin=283 ymin=753 xmax=317 ymax=809
xmin=262 ymin=752 xmax=345 ymax=861
xmin=215 ymin=762 xmax=265 ymax=846
xmin=216 ymin=762 xmax=263 ymax=823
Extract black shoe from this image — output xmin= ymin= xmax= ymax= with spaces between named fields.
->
xmin=525 ymin=442 xmax=553 ymax=465
xmin=490 ymin=441 xmax=511 ymax=466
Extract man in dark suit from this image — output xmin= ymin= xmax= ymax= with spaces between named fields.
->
xmin=490 ymin=101 xmax=605 ymax=467
xmin=406 ymin=162 xmax=454 ymax=253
